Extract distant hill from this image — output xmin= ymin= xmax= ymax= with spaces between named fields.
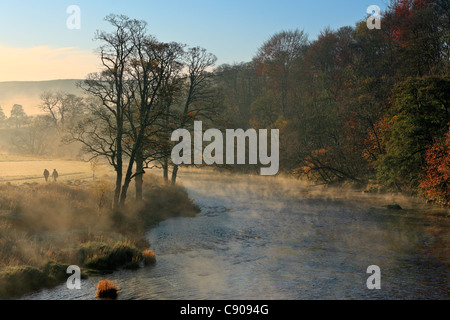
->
xmin=0 ymin=79 xmax=84 ymax=116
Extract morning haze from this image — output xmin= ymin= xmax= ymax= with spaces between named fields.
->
xmin=0 ymin=80 xmax=83 ymax=115
xmin=0 ymin=0 xmax=448 ymax=304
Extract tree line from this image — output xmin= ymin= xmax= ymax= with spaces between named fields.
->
xmin=0 ymin=93 xmax=87 ymax=156
xmin=213 ymin=0 xmax=449 ymax=205
xmin=3 ymin=0 xmax=448 ymax=207
xmin=0 ymin=104 xmax=28 ymax=129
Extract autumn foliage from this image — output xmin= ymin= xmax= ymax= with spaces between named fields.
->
xmin=96 ymin=279 xmax=120 ymax=299
xmin=420 ymin=125 xmax=450 ymax=206
xmin=214 ymin=0 xmax=449 ymax=204
xmin=142 ymin=249 xmax=156 ymax=265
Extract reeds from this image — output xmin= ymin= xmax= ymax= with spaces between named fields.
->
xmin=96 ymin=279 xmax=119 ymax=299
xmin=142 ymin=249 xmax=156 ymax=265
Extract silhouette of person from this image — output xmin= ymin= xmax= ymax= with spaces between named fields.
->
xmin=43 ymin=169 xmax=49 ymax=182
xmin=52 ymin=169 xmax=59 ymax=182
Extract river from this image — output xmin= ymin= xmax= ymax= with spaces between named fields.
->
xmin=23 ymin=170 xmax=449 ymax=300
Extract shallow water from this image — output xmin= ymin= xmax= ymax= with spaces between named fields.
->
xmin=23 ymin=171 xmax=450 ymax=300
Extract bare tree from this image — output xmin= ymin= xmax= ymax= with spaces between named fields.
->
xmin=39 ymin=91 xmax=86 ymax=130
xmin=74 ymin=14 xmax=142 ymax=209
xmin=163 ymin=47 xmax=218 ymax=185
xmin=121 ymin=37 xmax=184 ymax=204
xmin=66 ymin=14 xmax=218 ymax=207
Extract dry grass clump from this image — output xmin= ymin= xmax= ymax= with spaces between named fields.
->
xmin=142 ymin=249 xmax=156 ymax=265
xmin=0 ymin=262 xmax=69 ymax=298
xmin=77 ymin=240 xmax=143 ymax=271
xmin=96 ymin=279 xmax=119 ymax=299
xmin=144 ymin=182 xmax=201 ymax=219
xmin=0 ymin=265 xmax=47 ymax=298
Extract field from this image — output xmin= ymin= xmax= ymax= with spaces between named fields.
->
xmin=0 ymin=154 xmax=112 ymax=184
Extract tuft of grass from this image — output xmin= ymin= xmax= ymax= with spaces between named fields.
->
xmin=142 ymin=250 xmax=156 ymax=266
xmin=78 ymin=241 xmax=143 ymax=272
xmin=42 ymin=261 xmax=71 ymax=282
xmin=96 ymin=279 xmax=119 ymax=299
xmin=0 ymin=265 xmax=49 ymax=298
xmin=0 ymin=261 xmax=83 ymax=299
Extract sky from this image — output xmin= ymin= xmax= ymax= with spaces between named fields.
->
xmin=0 ymin=0 xmax=390 ymax=82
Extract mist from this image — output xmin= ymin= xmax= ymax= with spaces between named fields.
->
xmin=0 ymin=0 xmax=448 ymax=303
xmin=0 ymin=80 xmax=83 ymax=116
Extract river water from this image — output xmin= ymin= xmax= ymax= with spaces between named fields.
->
xmin=23 ymin=170 xmax=449 ymax=300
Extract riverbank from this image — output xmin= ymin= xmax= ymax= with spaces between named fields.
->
xmin=208 ymin=167 xmax=450 ymax=211
xmin=0 ymin=174 xmax=200 ymax=299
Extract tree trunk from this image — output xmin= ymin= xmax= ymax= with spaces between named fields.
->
xmin=119 ymin=154 xmax=135 ymax=207
xmin=119 ymin=130 xmax=146 ymax=207
xmin=114 ymin=168 xmax=122 ymax=209
xmin=113 ymin=112 xmax=124 ymax=209
xmin=163 ymin=157 xmax=169 ymax=183
xmin=171 ymin=164 xmax=179 ymax=185
xmin=135 ymin=151 xmax=144 ymax=201
xmin=119 ymin=178 xmax=131 ymax=208
xmin=119 ymin=150 xmax=137 ymax=208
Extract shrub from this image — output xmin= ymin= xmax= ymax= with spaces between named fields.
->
xmin=419 ymin=125 xmax=450 ymax=206
xmin=142 ymin=250 xmax=156 ymax=266
xmin=0 ymin=265 xmax=48 ymax=298
xmin=42 ymin=261 xmax=70 ymax=282
xmin=96 ymin=279 xmax=119 ymax=299
xmin=78 ymin=241 xmax=143 ymax=271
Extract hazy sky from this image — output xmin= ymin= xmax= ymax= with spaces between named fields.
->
xmin=0 ymin=0 xmax=389 ymax=81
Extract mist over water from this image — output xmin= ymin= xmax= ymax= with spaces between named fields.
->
xmin=23 ymin=170 xmax=450 ymax=300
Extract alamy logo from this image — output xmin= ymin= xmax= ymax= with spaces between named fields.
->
xmin=66 ymin=265 xmax=81 ymax=289
xmin=171 ymin=121 xmax=279 ymax=176
xmin=366 ymin=265 xmax=381 ymax=289
xmin=66 ymin=5 xmax=81 ymax=30
xmin=367 ymin=5 xmax=381 ymax=30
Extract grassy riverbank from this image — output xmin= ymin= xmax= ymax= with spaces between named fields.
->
xmin=0 ymin=174 xmax=200 ymax=298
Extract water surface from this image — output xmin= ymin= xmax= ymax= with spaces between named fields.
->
xmin=24 ymin=171 xmax=450 ymax=300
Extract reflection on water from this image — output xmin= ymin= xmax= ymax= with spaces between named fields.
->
xmin=24 ymin=171 xmax=450 ymax=300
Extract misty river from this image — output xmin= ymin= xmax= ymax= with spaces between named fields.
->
xmin=23 ymin=170 xmax=449 ymax=300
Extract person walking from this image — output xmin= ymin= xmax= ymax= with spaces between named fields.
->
xmin=52 ymin=169 xmax=59 ymax=182
xmin=43 ymin=169 xmax=49 ymax=182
